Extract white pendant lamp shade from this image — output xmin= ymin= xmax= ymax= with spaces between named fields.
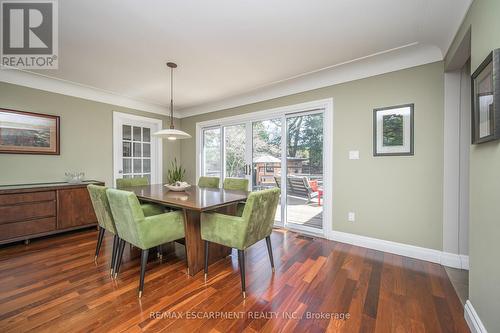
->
xmin=154 ymin=128 xmax=191 ymax=140
xmin=153 ymin=62 xmax=191 ymax=140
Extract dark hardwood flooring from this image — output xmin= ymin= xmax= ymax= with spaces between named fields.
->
xmin=0 ymin=229 xmax=469 ymax=332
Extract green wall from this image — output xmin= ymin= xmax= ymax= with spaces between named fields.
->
xmin=0 ymin=82 xmax=180 ymax=187
xmin=181 ymin=61 xmax=444 ymax=250
xmin=446 ymin=0 xmax=500 ymax=331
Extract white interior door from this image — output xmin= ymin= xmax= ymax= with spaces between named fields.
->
xmin=113 ymin=112 xmax=163 ymax=186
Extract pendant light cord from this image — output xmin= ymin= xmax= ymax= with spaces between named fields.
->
xmin=170 ymin=66 xmax=174 ymax=129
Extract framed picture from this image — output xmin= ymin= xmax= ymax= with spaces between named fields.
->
xmin=0 ymin=108 xmax=60 ymax=155
xmin=373 ymin=104 xmax=414 ymax=156
xmin=471 ymin=49 xmax=500 ymax=144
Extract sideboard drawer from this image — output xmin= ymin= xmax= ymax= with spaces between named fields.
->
xmin=0 ymin=217 xmax=56 ymax=240
xmin=0 ymin=201 xmax=56 ymax=224
xmin=0 ymin=191 xmax=55 ymax=206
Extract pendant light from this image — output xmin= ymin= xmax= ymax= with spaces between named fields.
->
xmin=153 ymin=62 xmax=191 ymax=140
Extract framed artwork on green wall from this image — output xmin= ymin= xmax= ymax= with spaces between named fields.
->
xmin=0 ymin=108 xmax=60 ymax=155
xmin=373 ymin=104 xmax=414 ymax=156
xmin=471 ymin=49 xmax=500 ymax=144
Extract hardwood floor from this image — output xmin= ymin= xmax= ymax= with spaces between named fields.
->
xmin=0 ymin=228 xmax=469 ymax=332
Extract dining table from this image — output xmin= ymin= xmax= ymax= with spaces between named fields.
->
xmin=120 ymin=184 xmax=248 ymax=276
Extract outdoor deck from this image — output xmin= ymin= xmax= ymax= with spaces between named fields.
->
xmin=275 ymin=195 xmax=323 ymax=230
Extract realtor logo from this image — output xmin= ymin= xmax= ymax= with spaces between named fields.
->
xmin=1 ymin=0 xmax=58 ymax=69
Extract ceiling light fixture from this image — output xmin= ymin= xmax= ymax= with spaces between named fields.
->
xmin=153 ymin=62 xmax=191 ymax=141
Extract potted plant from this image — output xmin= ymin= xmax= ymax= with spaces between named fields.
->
xmin=165 ymin=159 xmax=189 ymax=191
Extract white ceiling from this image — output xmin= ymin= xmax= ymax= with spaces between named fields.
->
xmin=7 ymin=0 xmax=472 ymax=117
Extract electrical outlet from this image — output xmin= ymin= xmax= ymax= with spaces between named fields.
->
xmin=348 ymin=212 xmax=355 ymax=222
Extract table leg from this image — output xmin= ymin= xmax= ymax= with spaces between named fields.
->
xmin=183 ymin=209 xmax=232 ymax=276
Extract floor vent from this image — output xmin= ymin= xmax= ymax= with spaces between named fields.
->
xmin=296 ymin=235 xmax=315 ymax=241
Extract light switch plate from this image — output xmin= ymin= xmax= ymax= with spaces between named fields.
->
xmin=348 ymin=212 xmax=355 ymax=222
xmin=349 ymin=150 xmax=360 ymax=160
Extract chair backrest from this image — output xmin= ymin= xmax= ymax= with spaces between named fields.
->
xmin=87 ymin=184 xmax=117 ymax=234
xmin=198 ymin=176 xmax=220 ymax=188
xmin=241 ymin=188 xmax=280 ymax=248
xmin=106 ymin=188 xmax=146 ymax=247
xmin=223 ymin=178 xmax=249 ymax=191
xmin=116 ymin=176 xmax=149 ymax=189
xmin=287 ymin=176 xmax=312 ymax=197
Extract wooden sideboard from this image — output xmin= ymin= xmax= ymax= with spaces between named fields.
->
xmin=0 ymin=181 xmax=104 ymax=245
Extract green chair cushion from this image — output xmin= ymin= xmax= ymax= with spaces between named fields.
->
xmin=106 ymin=188 xmax=185 ymax=250
xmin=116 ymin=177 xmax=149 ymax=189
xmin=88 ymin=184 xmax=117 ymax=234
xmin=201 ymin=188 xmax=280 ymax=250
xmin=141 ymin=203 xmax=165 ymax=217
xmin=223 ymin=178 xmax=249 ymax=191
xmin=198 ymin=176 xmax=220 ymax=188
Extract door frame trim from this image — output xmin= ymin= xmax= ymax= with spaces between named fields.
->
xmin=195 ymin=98 xmax=333 ymax=239
xmin=112 ymin=112 xmax=163 ymax=187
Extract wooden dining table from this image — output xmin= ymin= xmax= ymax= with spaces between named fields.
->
xmin=120 ymin=184 xmax=248 ymax=276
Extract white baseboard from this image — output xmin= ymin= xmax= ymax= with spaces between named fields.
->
xmin=329 ymin=230 xmax=469 ymax=269
xmin=465 ymin=300 xmax=488 ymax=333
xmin=460 ymin=254 xmax=469 ymax=270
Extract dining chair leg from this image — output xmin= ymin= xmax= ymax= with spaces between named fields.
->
xmin=237 ymin=249 xmax=246 ymax=298
xmin=94 ymin=226 xmax=105 ymax=262
xmin=265 ymin=236 xmax=275 ymax=272
xmin=110 ymin=234 xmax=119 ymax=276
xmin=204 ymin=240 xmax=209 ymax=281
xmin=113 ymin=239 xmax=126 ymax=279
xmin=138 ymin=249 xmax=149 ymax=298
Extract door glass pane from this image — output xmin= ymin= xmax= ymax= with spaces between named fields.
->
xmin=286 ymin=113 xmax=324 ymax=230
xmin=123 ymin=125 xmax=131 ymax=140
xmin=143 ymin=159 xmax=151 ymax=173
xmin=143 ymin=128 xmax=151 ymax=142
xmin=203 ymin=128 xmax=221 ymax=178
xmin=123 ymin=158 xmax=132 ymax=173
xmin=133 ymin=127 xmax=141 ymax=141
xmin=120 ymin=123 xmax=156 ymax=184
xmin=133 ymin=159 xmax=142 ymax=173
xmin=143 ymin=143 xmax=150 ymax=157
xmin=133 ymin=143 xmax=142 ymax=157
xmin=224 ymin=124 xmax=246 ymax=178
xmin=253 ymin=119 xmax=282 ymax=224
xmin=123 ymin=142 xmax=131 ymax=157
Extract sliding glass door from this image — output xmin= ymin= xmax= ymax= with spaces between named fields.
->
xmin=252 ymin=118 xmax=282 ymax=225
xmin=199 ymin=107 xmax=327 ymax=235
xmin=285 ymin=112 xmax=324 ymax=231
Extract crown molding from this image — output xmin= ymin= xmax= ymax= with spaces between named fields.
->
xmin=0 ymin=68 xmax=170 ymax=116
xmin=177 ymin=43 xmax=443 ymax=118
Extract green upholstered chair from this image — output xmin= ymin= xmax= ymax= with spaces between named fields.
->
xmin=116 ymin=176 xmax=166 ymax=215
xmin=223 ymin=178 xmax=248 ymax=191
xmin=201 ymin=188 xmax=280 ymax=298
xmin=106 ymin=188 xmax=185 ymax=297
xmin=87 ymin=184 xmax=164 ymax=276
xmin=198 ymin=176 xmax=220 ymax=188
xmin=223 ymin=178 xmax=249 ymax=216
xmin=116 ymin=176 xmax=149 ymax=189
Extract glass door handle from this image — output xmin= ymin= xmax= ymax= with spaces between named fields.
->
xmin=118 ymin=170 xmax=123 ymax=174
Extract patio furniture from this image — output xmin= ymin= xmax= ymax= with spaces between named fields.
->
xmin=274 ymin=176 xmax=319 ymax=203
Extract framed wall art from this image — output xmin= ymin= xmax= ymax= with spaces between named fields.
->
xmin=471 ymin=49 xmax=500 ymax=144
xmin=373 ymin=104 xmax=414 ymax=156
xmin=0 ymin=108 xmax=60 ymax=155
